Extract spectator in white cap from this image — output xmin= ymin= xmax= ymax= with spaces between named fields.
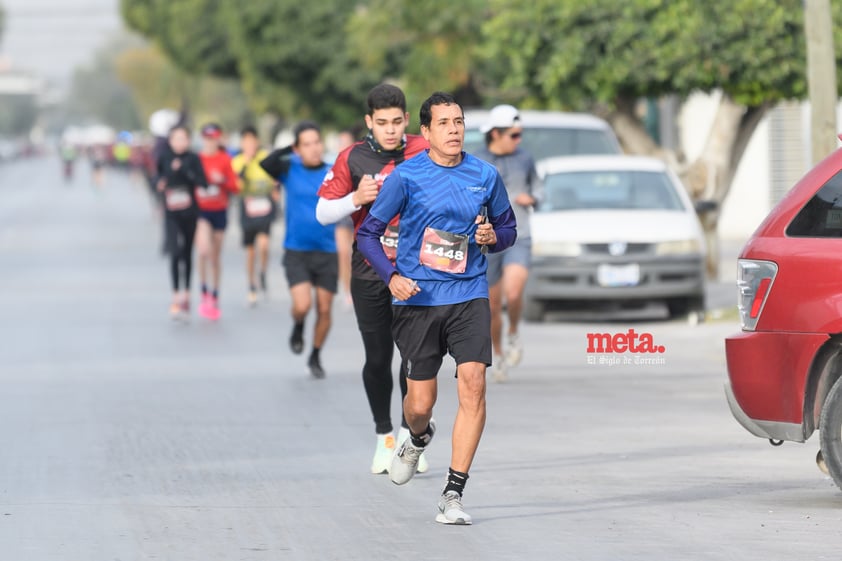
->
xmin=475 ymin=104 xmax=542 ymax=382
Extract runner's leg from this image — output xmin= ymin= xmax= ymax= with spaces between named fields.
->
xmin=313 ymin=286 xmax=334 ymax=350
xmin=257 ymin=232 xmax=270 ymax=289
xmin=503 ymin=264 xmax=529 ymax=336
xmin=451 ymin=361 xmax=486 ymax=473
xmin=195 ymin=218 xmax=212 ymax=304
xmin=181 ymin=214 xmax=197 ymax=301
xmin=352 ymin=277 xmax=396 ymax=434
xmin=211 ymin=228 xmax=225 ymax=294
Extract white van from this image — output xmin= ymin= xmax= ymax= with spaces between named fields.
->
xmin=463 ymin=109 xmax=622 ymax=160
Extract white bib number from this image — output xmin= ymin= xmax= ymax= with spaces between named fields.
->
xmin=245 ymin=196 xmax=272 ymax=217
xmin=165 ymin=189 xmax=192 ymax=211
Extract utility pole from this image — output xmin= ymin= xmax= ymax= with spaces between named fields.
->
xmin=804 ymin=0 xmax=838 ymax=165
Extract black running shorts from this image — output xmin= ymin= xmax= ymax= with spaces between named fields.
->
xmin=391 ymin=298 xmax=492 ymax=380
xmin=282 ymin=249 xmax=338 ymax=293
xmin=242 ymin=220 xmax=271 ymax=247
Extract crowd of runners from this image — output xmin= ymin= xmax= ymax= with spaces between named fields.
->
xmin=146 ymin=84 xmax=542 ymax=526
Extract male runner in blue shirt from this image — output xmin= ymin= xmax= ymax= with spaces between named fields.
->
xmin=261 ymin=122 xmax=336 ymax=379
xmin=357 ymin=91 xmax=517 ymax=525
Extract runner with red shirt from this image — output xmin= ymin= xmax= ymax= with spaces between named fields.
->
xmin=196 ymin=123 xmax=239 ymax=320
xmin=316 ymin=84 xmax=429 ymax=474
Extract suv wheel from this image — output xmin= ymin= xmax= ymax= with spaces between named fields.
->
xmin=524 ymin=298 xmax=545 ymax=323
xmin=667 ymin=296 xmax=704 ymax=324
xmin=819 ymin=375 xmax=842 ymax=491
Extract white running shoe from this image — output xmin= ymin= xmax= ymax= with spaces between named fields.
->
xmin=390 ymin=420 xmax=435 ymax=485
xmin=505 ymin=333 xmax=523 ymax=367
xmin=396 ymin=426 xmax=429 ymax=473
xmin=492 ymin=354 xmax=508 ymax=383
xmin=370 ymin=433 xmax=396 ymax=474
xmin=436 ymin=490 xmax=472 ymax=525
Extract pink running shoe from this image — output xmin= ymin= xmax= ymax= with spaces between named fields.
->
xmin=198 ymin=293 xmax=213 ymax=319
xmin=207 ymin=296 xmax=221 ymax=321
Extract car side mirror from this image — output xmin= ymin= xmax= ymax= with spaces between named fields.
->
xmin=694 ymin=199 xmax=718 ymax=214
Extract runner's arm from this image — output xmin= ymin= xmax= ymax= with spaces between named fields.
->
xmin=185 ymin=153 xmax=208 ymax=188
xmin=259 ymin=145 xmax=293 ymax=178
xmin=527 ymin=158 xmax=543 ymax=209
xmin=223 ymin=156 xmax=240 ymax=194
xmin=487 ymin=207 xmax=517 ymax=253
xmin=316 ymin=193 xmax=359 ymax=225
xmin=357 ymin=215 xmax=396 ymax=283
xmin=316 ymin=149 xmax=355 ymax=224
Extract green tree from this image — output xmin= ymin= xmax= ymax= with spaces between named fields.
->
xmin=113 ymin=42 xmax=251 ymax=133
xmin=121 ymin=0 xmax=382 ymax=127
xmin=345 ymin=0 xmax=489 ymax=115
xmin=481 ymin=0 xmax=842 ymax=274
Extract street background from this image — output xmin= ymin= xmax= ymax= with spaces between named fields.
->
xmin=1 ymin=157 xmax=840 ymax=561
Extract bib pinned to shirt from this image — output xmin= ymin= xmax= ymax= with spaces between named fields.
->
xmin=419 ymin=227 xmax=468 ymax=274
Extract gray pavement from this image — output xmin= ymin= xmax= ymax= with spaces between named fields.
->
xmin=1 ymin=157 xmax=839 ymax=561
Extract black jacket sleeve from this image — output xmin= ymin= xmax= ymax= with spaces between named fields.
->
xmin=259 ymin=145 xmax=294 ymax=179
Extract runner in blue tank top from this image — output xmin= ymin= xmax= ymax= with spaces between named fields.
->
xmin=358 ymin=92 xmax=517 ymax=526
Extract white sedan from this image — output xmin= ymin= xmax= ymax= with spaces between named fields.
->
xmin=524 ymin=155 xmax=707 ymax=322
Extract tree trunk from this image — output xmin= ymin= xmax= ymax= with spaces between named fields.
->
xmin=681 ymin=95 xmax=772 ymax=279
xmin=607 ymin=93 xmax=774 ymax=280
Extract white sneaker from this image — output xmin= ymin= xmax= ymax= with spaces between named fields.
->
xmin=505 ymin=333 xmax=523 ymax=366
xmin=390 ymin=420 xmax=435 ymax=485
xmin=436 ymin=490 xmax=472 ymax=525
xmin=397 ymin=426 xmax=429 ymax=473
xmin=492 ymin=354 xmax=508 ymax=383
xmin=370 ymin=433 xmax=396 ymax=474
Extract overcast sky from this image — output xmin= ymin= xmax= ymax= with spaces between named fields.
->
xmin=0 ymin=0 xmax=124 ymax=85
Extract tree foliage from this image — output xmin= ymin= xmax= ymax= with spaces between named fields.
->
xmin=346 ymin=0 xmax=489 ymax=109
xmin=480 ymin=0 xmax=839 ymax=111
xmin=121 ymin=0 xmax=383 ymax=126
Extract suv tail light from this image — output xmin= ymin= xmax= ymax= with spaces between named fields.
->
xmin=736 ymin=259 xmax=778 ymax=331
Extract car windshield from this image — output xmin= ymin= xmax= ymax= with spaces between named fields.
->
xmin=464 ymin=127 xmax=618 ymax=160
xmin=539 ymin=170 xmax=686 ymax=212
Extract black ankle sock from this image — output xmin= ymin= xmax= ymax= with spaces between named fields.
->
xmin=410 ymin=423 xmax=434 ymax=448
xmin=293 ymin=321 xmax=304 ymax=336
xmin=443 ymin=467 xmax=469 ymax=496
xmin=201 ymin=284 xmax=208 ymax=295
xmin=309 ymin=347 xmax=321 ymax=362
xmin=212 ymin=289 xmax=218 ymax=299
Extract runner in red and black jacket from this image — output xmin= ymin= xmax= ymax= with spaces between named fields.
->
xmin=316 ymin=84 xmax=429 ymax=475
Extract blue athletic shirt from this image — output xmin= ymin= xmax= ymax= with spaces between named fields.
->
xmin=278 ymin=155 xmax=336 ymax=252
xmin=360 ymin=150 xmax=515 ymax=306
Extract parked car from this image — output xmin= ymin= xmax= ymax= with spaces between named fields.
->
xmin=725 ymin=145 xmax=842 ymax=492
xmin=524 ymin=155 xmax=707 ymax=322
xmin=463 ymin=109 xmax=622 ymax=160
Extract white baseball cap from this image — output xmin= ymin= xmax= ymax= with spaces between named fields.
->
xmin=480 ymin=104 xmax=521 ymax=133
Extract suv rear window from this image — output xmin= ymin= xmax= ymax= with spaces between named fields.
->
xmin=787 ymin=170 xmax=842 ymax=237
xmin=464 ymin=128 xmax=618 ymax=161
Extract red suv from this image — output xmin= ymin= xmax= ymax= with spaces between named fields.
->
xmin=726 ymin=146 xmax=842 ymax=490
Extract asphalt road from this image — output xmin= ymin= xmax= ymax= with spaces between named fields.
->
xmin=1 ymin=157 xmax=839 ymax=561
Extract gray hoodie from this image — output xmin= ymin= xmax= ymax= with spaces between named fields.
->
xmin=474 ymin=146 xmax=542 ymax=239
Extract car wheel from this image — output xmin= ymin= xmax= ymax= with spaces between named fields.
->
xmin=667 ymin=296 xmax=704 ymax=324
xmin=523 ymin=298 xmax=545 ymax=323
xmin=819 ymin=375 xmax=842 ymax=491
